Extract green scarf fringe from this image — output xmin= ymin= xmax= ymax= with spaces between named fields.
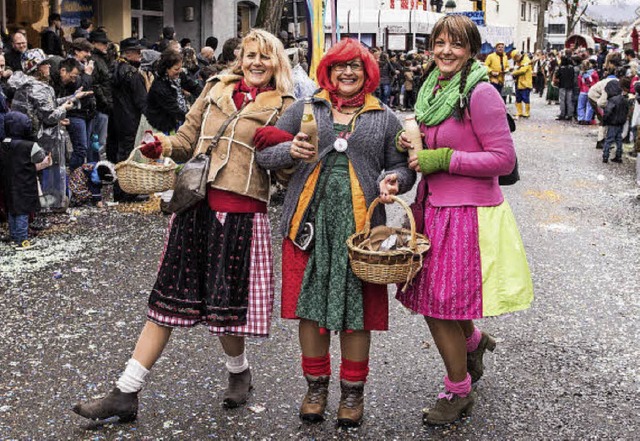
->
xmin=414 ymin=60 xmax=489 ymax=127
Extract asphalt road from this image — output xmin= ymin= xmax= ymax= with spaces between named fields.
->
xmin=1 ymin=93 xmax=639 ymax=440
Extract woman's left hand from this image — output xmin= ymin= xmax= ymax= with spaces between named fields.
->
xmin=408 ymin=154 xmax=422 ymax=173
xmin=379 ymin=173 xmax=399 ymax=204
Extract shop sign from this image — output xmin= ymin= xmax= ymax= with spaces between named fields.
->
xmin=61 ymin=0 xmax=93 ymax=28
xmin=449 ymin=11 xmax=485 ymax=27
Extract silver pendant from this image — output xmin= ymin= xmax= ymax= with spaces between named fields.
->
xmin=334 ymin=138 xmax=348 ymax=152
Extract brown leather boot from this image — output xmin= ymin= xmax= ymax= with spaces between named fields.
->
xmin=299 ymin=375 xmax=330 ymax=422
xmin=222 ymin=368 xmax=253 ymax=408
xmin=467 ymin=332 xmax=497 ymax=383
xmin=337 ymin=380 xmax=364 ymax=427
xmin=72 ymin=388 xmax=138 ymax=422
xmin=422 ymin=390 xmax=476 ymax=426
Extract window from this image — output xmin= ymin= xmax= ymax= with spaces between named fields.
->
xmin=533 ymin=6 xmax=538 ymax=24
xmin=520 ymin=2 xmax=526 ymax=20
xmin=528 ymin=3 xmax=532 ymax=22
xmin=548 ymin=24 xmax=566 ymax=35
xmin=131 ymin=0 xmax=164 ymax=40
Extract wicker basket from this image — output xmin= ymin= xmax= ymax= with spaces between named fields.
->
xmin=115 ymin=149 xmax=178 ymax=195
xmin=347 ymin=196 xmax=430 ymax=291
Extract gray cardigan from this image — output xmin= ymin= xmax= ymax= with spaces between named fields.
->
xmin=256 ymin=95 xmax=416 ymax=236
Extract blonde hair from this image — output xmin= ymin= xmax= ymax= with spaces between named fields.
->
xmin=231 ymin=29 xmax=293 ymax=96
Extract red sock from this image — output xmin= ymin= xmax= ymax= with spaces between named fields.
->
xmin=301 ymin=353 xmax=331 ymax=377
xmin=340 ymin=358 xmax=369 ymax=383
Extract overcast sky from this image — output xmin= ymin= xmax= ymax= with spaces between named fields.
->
xmin=587 ymin=1 xmax=640 ymax=22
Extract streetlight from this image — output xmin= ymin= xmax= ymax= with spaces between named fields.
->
xmin=445 ymin=0 xmax=457 ymax=12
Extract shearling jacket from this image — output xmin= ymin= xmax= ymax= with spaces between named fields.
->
xmin=255 ymin=90 xmax=416 ymax=238
xmin=162 ymin=74 xmax=295 ymax=202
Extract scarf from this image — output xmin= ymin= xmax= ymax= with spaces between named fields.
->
xmin=414 ymin=60 xmax=489 ymax=127
xmin=232 ymin=78 xmax=275 ymax=110
xmin=169 ymin=77 xmax=188 ymax=115
xmin=329 ymin=89 xmax=366 ymax=111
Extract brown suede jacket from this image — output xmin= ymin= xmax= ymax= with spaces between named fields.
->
xmin=161 ymin=74 xmax=295 ymax=202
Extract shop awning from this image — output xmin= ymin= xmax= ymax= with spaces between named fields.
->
xmin=324 ymin=8 xmax=445 ymax=35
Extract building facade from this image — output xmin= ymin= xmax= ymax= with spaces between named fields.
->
xmin=0 ymin=0 xmax=259 ymax=54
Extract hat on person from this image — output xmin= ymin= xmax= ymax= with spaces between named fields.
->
xmin=119 ymin=37 xmax=144 ymax=52
xmin=21 ymin=48 xmax=50 ymax=74
xmin=88 ymin=29 xmax=110 ymax=44
xmin=495 ymin=41 xmax=505 ymax=47
xmin=510 ymin=49 xmax=521 ymax=60
xmin=162 ymin=26 xmax=175 ymax=39
xmin=92 ymin=160 xmax=117 ymax=184
xmin=71 ymin=38 xmax=93 ymax=53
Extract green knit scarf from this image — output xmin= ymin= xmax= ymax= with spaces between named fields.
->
xmin=414 ymin=60 xmax=489 ymax=127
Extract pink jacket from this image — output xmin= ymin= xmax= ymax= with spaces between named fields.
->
xmin=419 ymin=82 xmax=516 ymax=207
xmin=578 ymin=70 xmax=599 ymax=94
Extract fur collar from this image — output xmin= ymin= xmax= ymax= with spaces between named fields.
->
xmin=206 ymin=74 xmax=294 ymax=115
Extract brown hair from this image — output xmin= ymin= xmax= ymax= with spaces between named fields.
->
xmin=429 ymin=15 xmax=481 ymax=57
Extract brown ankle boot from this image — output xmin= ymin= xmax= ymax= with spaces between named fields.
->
xmin=337 ymin=380 xmax=364 ymax=427
xmin=299 ymin=375 xmax=330 ymax=422
xmin=72 ymin=387 xmax=138 ymax=422
xmin=422 ymin=390 xmax=476 ymax=426
xmin=222 ymin=368 xmax=253 ymax=408
xmin=467 ymin=332 xmax=497 ymax=383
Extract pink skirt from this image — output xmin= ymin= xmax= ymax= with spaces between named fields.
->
xmin=397 ymin=202 xmax=482 ymax=320
xmin=396 ymin=198 xmax=533 ymax=320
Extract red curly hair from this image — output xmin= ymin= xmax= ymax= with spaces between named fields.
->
xmin=316 ymin=39 xmax=380 ymax=94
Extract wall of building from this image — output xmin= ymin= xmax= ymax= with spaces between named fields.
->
xmin=172 ymin=0 xmax=202 ymax=47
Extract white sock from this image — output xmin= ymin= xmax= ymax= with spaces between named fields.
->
xmin=225 ymin=352 xmax=249 ymax=374
xmin=116 ymin=358 xmax=149 ymax=393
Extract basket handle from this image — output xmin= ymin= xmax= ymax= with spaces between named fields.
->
xmin=362 ymin=195 xmax=417 ymax=251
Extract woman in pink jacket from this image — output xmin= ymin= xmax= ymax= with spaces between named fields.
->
xmin=577 ymin=59 xmax=599 ymax=125
xmin=397 ymin=15 xmax=533 ymax=425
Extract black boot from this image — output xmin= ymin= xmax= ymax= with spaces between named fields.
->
xmin=72 ymin=388 xmax=138 ymax=422
xmin=222 ymin=368 xmax=253 ymax=408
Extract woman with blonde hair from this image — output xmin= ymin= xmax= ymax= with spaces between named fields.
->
xmin=72 ymin=29 xmax=295 ymax=422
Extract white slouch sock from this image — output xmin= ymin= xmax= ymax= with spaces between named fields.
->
xmin=225 ymin=352 xmax=249 ymax=374
xmin=116 ymin=358 xmax=149 ymax=393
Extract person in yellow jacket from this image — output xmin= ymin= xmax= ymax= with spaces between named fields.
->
xmin=511 ymin=50 xmax=533 ymax=118
xmin=484 ymin=42 xmax=509 ymax=102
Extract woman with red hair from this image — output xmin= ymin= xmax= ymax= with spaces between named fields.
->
xmin=255 ymin=38 xmax=415 ymax=426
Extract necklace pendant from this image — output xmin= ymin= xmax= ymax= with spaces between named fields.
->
xmin=334 ymin=138 xmax=348 ymax=152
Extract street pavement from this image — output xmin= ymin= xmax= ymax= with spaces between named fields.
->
xmin=1 ymin=93 xmax=639 ymax=440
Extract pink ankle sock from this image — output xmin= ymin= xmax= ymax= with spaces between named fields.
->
xmin=466 ymin=328 xmax=482 ymax=352
xmin=439 ymin=373 xmax=472 ymax=400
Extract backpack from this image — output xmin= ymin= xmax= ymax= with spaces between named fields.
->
xmin=467 ymin=82 xmax=519 ymax=185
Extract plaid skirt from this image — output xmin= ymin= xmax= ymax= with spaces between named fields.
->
xmin=147 ymin=202 xmax=274 ymax=337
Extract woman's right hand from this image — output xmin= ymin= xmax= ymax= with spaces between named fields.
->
xmin=290 ymin=132 xmax=315 ymax=160
xmin=398 ymin=132 xmax=412 ymax=152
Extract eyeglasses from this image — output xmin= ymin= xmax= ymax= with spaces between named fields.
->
xmin=331 ymin=61 xmax=364 ymax=72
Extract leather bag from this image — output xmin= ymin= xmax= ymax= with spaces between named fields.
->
xmin=166 ymin=109 xmax=241 ymax=214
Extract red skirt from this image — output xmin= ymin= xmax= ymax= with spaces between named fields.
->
xmin=280 ymin=238 xmax=389 ymax=331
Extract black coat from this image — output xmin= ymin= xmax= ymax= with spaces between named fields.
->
xmin=110 ymin=59 xmax=147 ymax=160
xmin=51 ymin=68 xmax=96 ymax=120
xmin=603 ymin=80 xmax=629 ymax=126
xmin=5 ymin=48 xmax=23 ymax=72
xmin=145 ymin=76 xmax=186 ymax=133
xmin=0 ymin=138 xmax=40 ymax=214
xmin=40 ymin=29 xmax=64 ymax=56
xmin=556 ymin=65 xmax=575 ymax=90
xmin=91 ymin=49 xmax=113 ymax=113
